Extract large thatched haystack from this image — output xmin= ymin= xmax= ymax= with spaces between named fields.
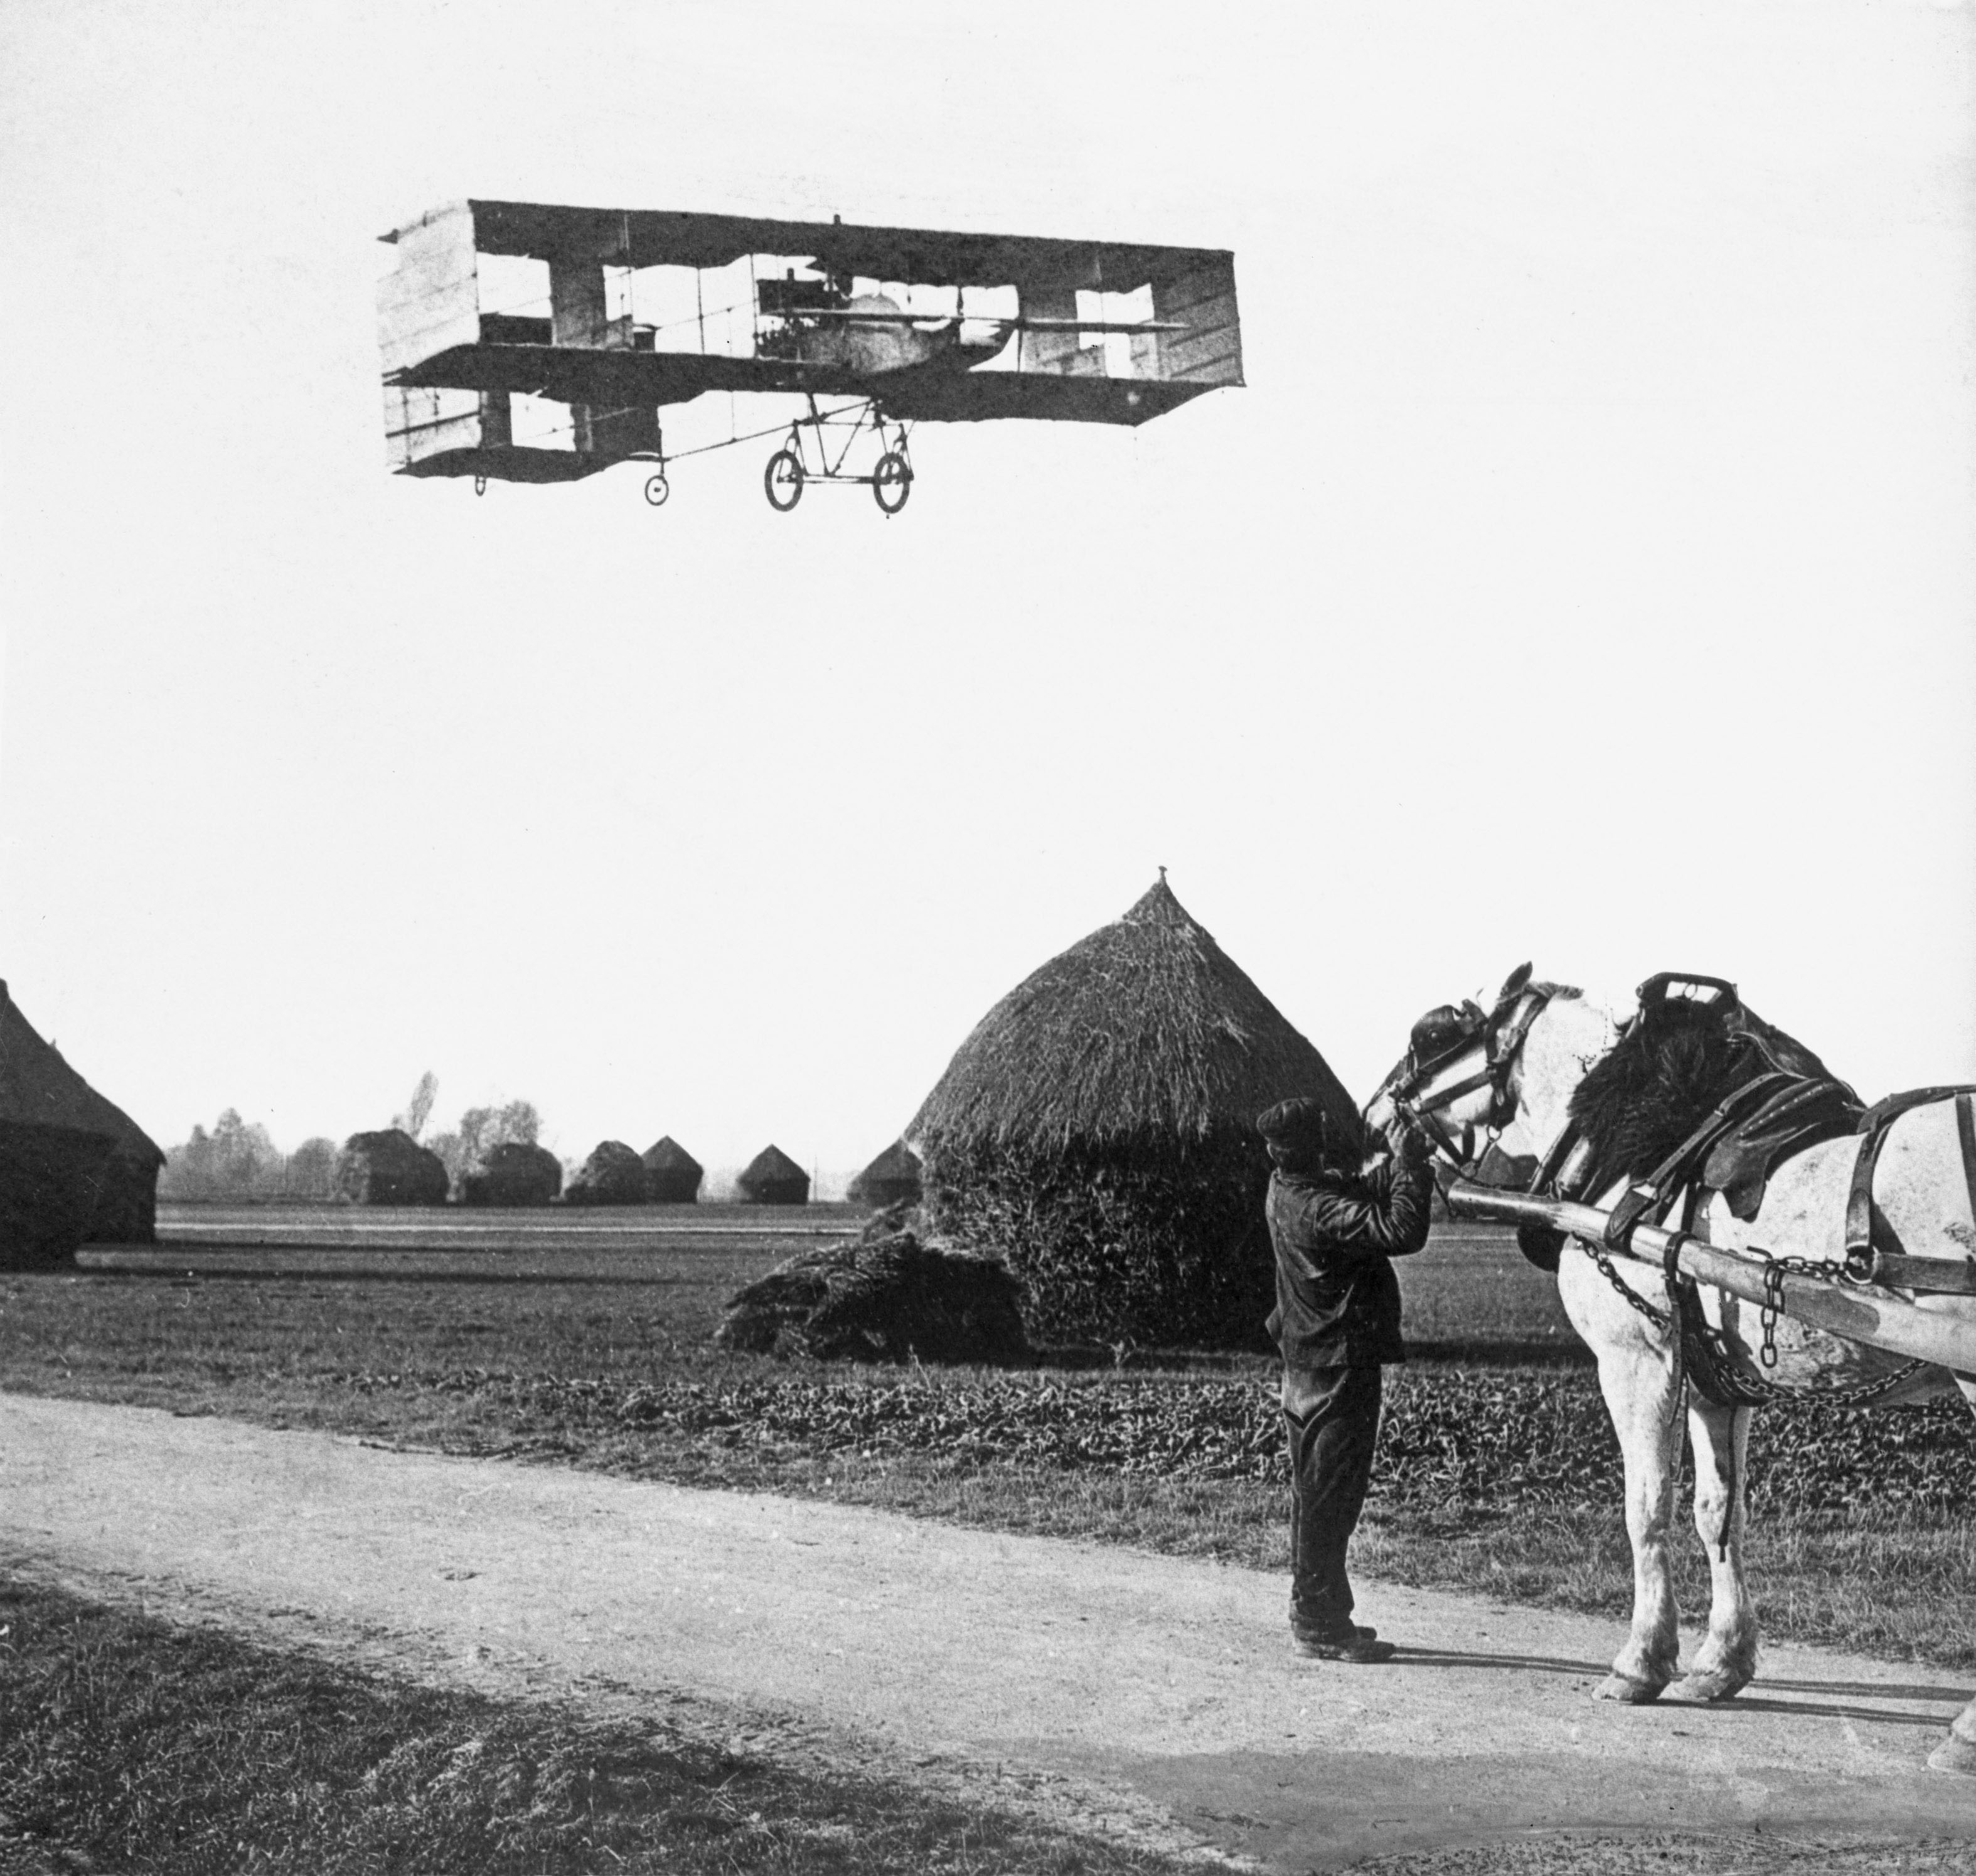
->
xmin=642 ymin=1136 xmax=702 ymax=1204
xmin=87 ymin=1146 xmax=164 ymax=1241
xmin=735 ymin=1144 xmax=808 ymax=1205
xmin=0 ymin=981 xmax=163 ymax=1258
xmin=461 ymin=1140 xmax=562 ymax=1206
xmin=714 ymin=1216 xmax=1028 ymax=1363
xmin=565 ymin=1139 xmax=648 ymax=1206
xmin=0 ymin=1125 xmax=117 ymax=1268
xmin=335 ymin=1128 xmax=449 ymax=1205
xmin=908 ymin=875 xmax=1362 ymax=1350
xmin=846 ymin=1139 xmax=922 ymax=1209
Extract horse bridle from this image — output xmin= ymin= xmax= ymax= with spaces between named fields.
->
xmin=1386 ymin=980 xmax=1556 ymax=1177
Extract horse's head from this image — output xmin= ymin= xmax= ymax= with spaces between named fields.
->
xmin=1366 ymin=963 xmax=1618 ymax=1188
xmin=1364 ymin=963 xmax=1546 ymax=1168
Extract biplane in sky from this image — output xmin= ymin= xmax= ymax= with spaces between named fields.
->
xmin=377 ymin=200 xmax=1242 ymax=515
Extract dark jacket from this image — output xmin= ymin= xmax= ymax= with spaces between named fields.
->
xmin=1266 ymin=1152 xmax=1434 ymax=1368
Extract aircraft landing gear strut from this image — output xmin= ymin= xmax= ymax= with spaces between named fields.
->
xmin=637 ymin=422 xmax=669 ymax=508
xmin=762 ymin=399 xmax=913 ymax=516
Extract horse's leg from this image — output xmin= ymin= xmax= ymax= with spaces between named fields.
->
xmin=1666 ymin=1393 xmax=1757 ymax=1703
xmin=1928 ymin=1375 xmax=1976 ymax=1772
xmin=1590 ymin=1341 xmax=1685 ymax=1702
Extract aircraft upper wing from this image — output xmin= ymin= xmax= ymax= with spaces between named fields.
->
xmin=387 ymin=198 xmax=1229 ymax=298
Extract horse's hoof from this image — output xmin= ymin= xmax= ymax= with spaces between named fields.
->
xmin=1667 ymin=1666 xmax=1753 ymax=1704
xmin=1594 ymin=1672 xmax=1666 ymax=1705
xmin=1928 ymin=1734 xmax=1976 ymax=1775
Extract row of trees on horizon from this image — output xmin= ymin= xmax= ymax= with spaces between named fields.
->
xmin=156 ymin=1073 xmax=834 ymax=1203
xmin=157 ymin=1072 xmax=544 ymax=1202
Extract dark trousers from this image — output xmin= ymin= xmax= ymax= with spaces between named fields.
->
xmin=1282 ymin=1363 xmax=1384 ymax=1633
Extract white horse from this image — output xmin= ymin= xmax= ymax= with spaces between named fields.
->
xmin=1365 ymin=968 xmax=1976 ymax=1772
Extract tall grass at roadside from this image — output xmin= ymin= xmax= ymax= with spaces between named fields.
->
xmin=0 ymin=1575 xmax=1192 ymax=1876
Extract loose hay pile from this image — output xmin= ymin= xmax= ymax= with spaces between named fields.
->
xmin=909 ymin=875 xmax=1362 ymax=1350
xmin=714 ymin=1214 xmax=1029 ymax=1364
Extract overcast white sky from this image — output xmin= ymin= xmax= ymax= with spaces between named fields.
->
xmin=2 ymin=1 xmax=1972 ymax=1180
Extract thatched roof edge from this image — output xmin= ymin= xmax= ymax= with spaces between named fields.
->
xmin=907 ymin=876 xmax=1361 ymax=1155
xmin=0 ymin=984 xmax=163 ymax=1165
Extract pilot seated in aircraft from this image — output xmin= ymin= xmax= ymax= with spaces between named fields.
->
xmin=1257 ymin=1096 xmax=1433 ymax=1664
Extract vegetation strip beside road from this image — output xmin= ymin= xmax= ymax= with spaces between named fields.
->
xmin=336 ymin=1364 xmax=1976 ymax=1513
xmin=0 ymin=1574 xmax=1195 ymax=1876
xmin=7 ymin=1224 xmax=1976 ymax=1674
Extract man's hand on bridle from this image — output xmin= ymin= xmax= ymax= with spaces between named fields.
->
xmin=1387 ymin=1105 xmax=1432 ymax=1166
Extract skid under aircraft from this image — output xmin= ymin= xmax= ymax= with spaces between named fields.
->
xmin=378 ymin=200 xmax=1242 ymax=515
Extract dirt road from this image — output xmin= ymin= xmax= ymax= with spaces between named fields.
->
xmin=5 ymin=1393 xmax=1975 ymax=1870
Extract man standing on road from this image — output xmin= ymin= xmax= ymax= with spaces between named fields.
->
xmin=1257 ymin=1095 xmax=1433 ymax=1663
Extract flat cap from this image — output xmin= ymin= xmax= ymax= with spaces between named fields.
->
xmin=1256 ymin=1096 xmax=1328 ymax=1159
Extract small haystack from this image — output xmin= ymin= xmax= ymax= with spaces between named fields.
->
xmin=564 ymin=1139 xmax=648 ymax=1206
xmin=735 ymin=1144 xmax=809 ymax=1205
xmin=909 ymin=874 xmax=1362 ymax=1349
xmin=642 ymin=1135 xmax=703 ymax=1204
xmin=0 ymin=981 xmax=164 ymax=1259
xmin=714 ymin=1215 xmax=1028 ymax=1363
xmin=335 ymin=1128 xmax=449 ymax=1205
xmin=460 ymin=1140 xmax=563 ymax=1206
xmin=847 ymin=1139 xmax=922 ymax=1209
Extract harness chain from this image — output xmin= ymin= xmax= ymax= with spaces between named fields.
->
xmin=1587 ymin=1235 xmax=1670 ymax=1332
xmin=1577 ymin=1228 xmax=1926 ymax=1409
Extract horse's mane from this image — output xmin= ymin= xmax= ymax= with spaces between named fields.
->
xmin=1566 ymin=996 xmax=1847 ymax=1201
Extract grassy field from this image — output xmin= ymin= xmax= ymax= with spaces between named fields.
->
xmin=0 ymin=1573 xmax=1192 ymax=1876
xmin=3 ymin=1206 xmax=1972 ymax=1678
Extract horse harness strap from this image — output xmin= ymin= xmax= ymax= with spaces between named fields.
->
xmin=1960 ymin=1093 xmax=1976 ymax=1240
xmin=1601 ymin=1073 xmax=1803 ymax=1260
xmin=1596 ymin=1071 xmax=1976 ymax=1294
xmin=1414 ymin=1103 xmax=1480 ymax=1175
xmin=1843 ymin=1084 xmax=1976 ymax=1288
xmin=1527 ymin=1117 xmax=1581 ymax=1201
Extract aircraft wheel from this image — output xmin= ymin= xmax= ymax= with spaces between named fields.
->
xmin=764 ymin=449 xmax=804 ymax=512
xmin=474 ymin=475 xmax=488 ymax=497
xmin=644 ymin=473 xmax=670 ymax=508
xmin=873 ymin=452 xmax=912 ymax=515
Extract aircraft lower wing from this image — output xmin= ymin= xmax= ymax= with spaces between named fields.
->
xmin=391 ymin=345 xmax=1209 ymax=427
xmin=393 ymin=345 xmax=880 ymax=407
xmin=871 ymin=368 xmax=1209 ymax=426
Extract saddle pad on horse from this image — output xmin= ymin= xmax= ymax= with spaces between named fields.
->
xmin=1702 ymin=1076 xmax=1861 ymax=1221
xmin=1603 ymin=1070 xmax=1858 ymax=1253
